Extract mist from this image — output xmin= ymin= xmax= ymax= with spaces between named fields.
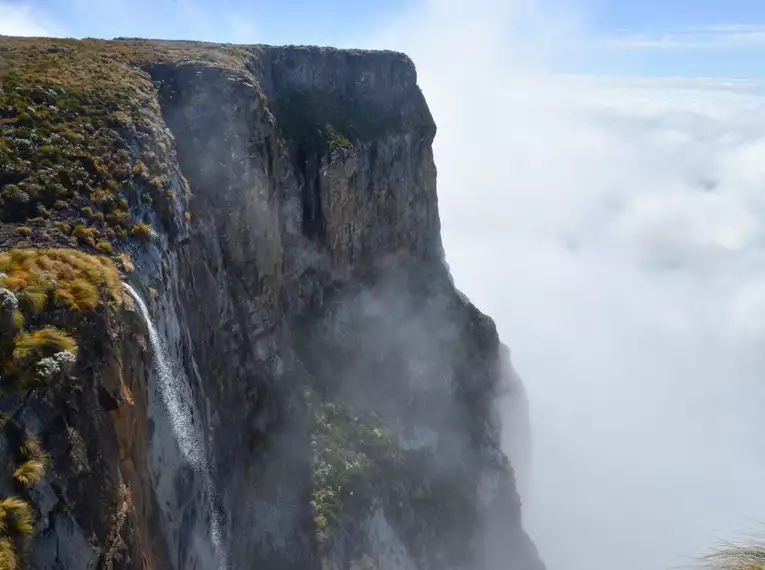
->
xmin=5 ymin=0 xmax=765 ymax=567
xmin=363 ymin=2 xmax=765 ymax=570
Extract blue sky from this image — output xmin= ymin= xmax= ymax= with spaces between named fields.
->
xmin=5 ymin=2 xmax=765 ymax=570
xmin=3 ymin=0 xmax=765 ymax=78
xmin=592 ymin=0 xmax=765 ymax=32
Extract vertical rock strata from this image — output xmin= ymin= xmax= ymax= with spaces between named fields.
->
xmin=0 ymin=38 xmax=543 ymax=570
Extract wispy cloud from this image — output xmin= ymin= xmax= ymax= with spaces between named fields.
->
xmin=364 ymin=1 xmax=765 ymax=570
xmin=603 ymin=24 xmax=765 ymax=49
xmin=0 ymin=1 xmax=59 ymax=36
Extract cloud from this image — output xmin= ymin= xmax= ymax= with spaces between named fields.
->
xmin=603 ymin=24 xmax=765 ymax=49
xmin=0 ymin=0 xmax=261 ymax=43
xmin=4 ymin=0 xmax=765 ymax=568
xmin=0 ymin=2 xmax=57 ymax=36
xmin=364 ymin=2 xmax=765 ymax=570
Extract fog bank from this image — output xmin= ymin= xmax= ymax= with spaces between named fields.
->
xmin=365 ymin=2 xmax=765 ymax=569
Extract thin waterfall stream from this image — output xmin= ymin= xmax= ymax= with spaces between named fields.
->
xmin=124 ymin=283 xmax=226 ymax=570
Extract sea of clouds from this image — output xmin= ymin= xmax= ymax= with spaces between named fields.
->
xmin=370 ymin=2 xmax=765 ymax=570
xmin=4 ymin=0 xmax=765 ymax=568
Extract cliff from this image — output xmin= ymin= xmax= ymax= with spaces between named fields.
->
xmin=0 ymin=36 xmax=543 ymax=570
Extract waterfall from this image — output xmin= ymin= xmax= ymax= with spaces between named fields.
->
xmin=124 ymin=283 xmax=226 ymax=570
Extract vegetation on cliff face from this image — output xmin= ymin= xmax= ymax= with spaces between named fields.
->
xmin=0 ymin=37 xmax=242 ymax=251
xmin=275 ymin=87 xmax=397 ymax=154
xmin=309 ymin=399 xmax=399 ymax=546
xmin=0 ymin=35 xmax=528 ymax=570
xmin=0 ymin=414 xmax=50 ymax=570
xmin=698 ymin=540 xmax=765 ymax=570
xmin=0 ymin=248 xmax=124 ymax=391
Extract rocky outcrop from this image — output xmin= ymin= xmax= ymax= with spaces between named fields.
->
xmin=0 ymin=37 xmax=543 ymax=570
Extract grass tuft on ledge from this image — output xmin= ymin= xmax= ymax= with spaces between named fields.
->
xmin=0 ymin=248 xmax=125 ymax=311
xmin=698 ymin=539 xmax=765 ymax=570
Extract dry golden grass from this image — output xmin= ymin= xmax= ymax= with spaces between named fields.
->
xmin=0 ymin=36 xmax=252 ymax=94
xmin=0 ymin=248 xmax=125 ymax=311
xmin=15 ymin=287 xmax=47 ymax=314
xmin=115 ymin=252 xmax=134 ymax=273
xmin=12 ymin=327 xmax=77 ymax=361
xmin=0 ymin=537 xmax=18 ymax=570
xmin=19 ymin=435 xmax=43 ymax=461
xmin=11 ymin=228 xmax=32 ymax=238
xmin=96 ymin=240 xmax=113 ymax=253
xmin=699 ymin=540 xmax=765 ymax=570
xmin=0 ymin=498 xmax=33 ymax=537
xmin=130 ymin=222 xmax=153 ymax=243
xmin=71 ymin=225 xmax=99 ymax=249
xmin=12 ymin=460 xmax=46 ymax=487
xmin=0 ymin=36 xmax=252 ymax=245
xmin=10 ymin=312 xmax=24 ymax=331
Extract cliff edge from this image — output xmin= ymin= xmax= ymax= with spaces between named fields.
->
xmin=0 ymin=36 xmax=543 ymax=570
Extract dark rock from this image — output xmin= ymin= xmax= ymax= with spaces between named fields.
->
xmin=1 ymin=37 xmax=543 ymax=570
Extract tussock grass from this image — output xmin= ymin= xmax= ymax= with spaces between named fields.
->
xmin=698 ymin=539 xmax=765 ymax=570
xmin=0 ymin=36 xmax=244 ymax=243
xmin=54 ymin=278 xmax=100 ymax=311
xmin=115 ymin=252 xmax=134 ymax=273
xmin=96 ymin=240 xmax=113 ymax=253
xmin=130 ymin=222 xmax=153 ymax=243
xmin=0 ymin=248 xmax=125 ymax=311
xmin=12 ymin=327 xmax=77 ymax=361
xmin=12 ymin=460 xmax=46 ymax=487
xmin=0 ymin=498 xmax=33 ymax=537
xmin=0 ymin=430 xmax=49 ymax=569
xmin=19 ymin=435 xmax=47 ymax=467
xmin=10 ymin=312 xmax=24 ymax=331
xmin=0 ymin=537 xmax=18 ymax=570
xmin=15 ymin=288 xmax=47 ymax=314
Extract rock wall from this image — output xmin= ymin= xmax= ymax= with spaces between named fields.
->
xmin=0 ymin=38 xmax=543 ymax=570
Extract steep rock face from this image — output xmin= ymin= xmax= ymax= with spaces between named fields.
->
xmin=0 ymin=38 xmax=542 ymax=570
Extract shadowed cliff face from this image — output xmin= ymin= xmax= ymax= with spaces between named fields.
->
xmin=0 ymin=37 xmax=542 ymax=570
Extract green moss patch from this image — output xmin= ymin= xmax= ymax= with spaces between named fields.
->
xmin=310 ymin=401 xmax=399 ymax=545
xmin=275 ymin=87 xmax=399 ymax=154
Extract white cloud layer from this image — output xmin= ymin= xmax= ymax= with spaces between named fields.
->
xmin=364 ymin=1 xmax=765 ymax=569
xmin=0 ymin=2 xmax=56 ymax=36
xmin=605 ymin=24 xmax=765 ymax=49
xmin=4 ymin=0 xmax=765 ymax=568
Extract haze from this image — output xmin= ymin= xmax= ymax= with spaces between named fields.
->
xmin=367 ymin=2 xmax=765 ymax=569
xmin=6 ymin=0 xmax=765 ymax=568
